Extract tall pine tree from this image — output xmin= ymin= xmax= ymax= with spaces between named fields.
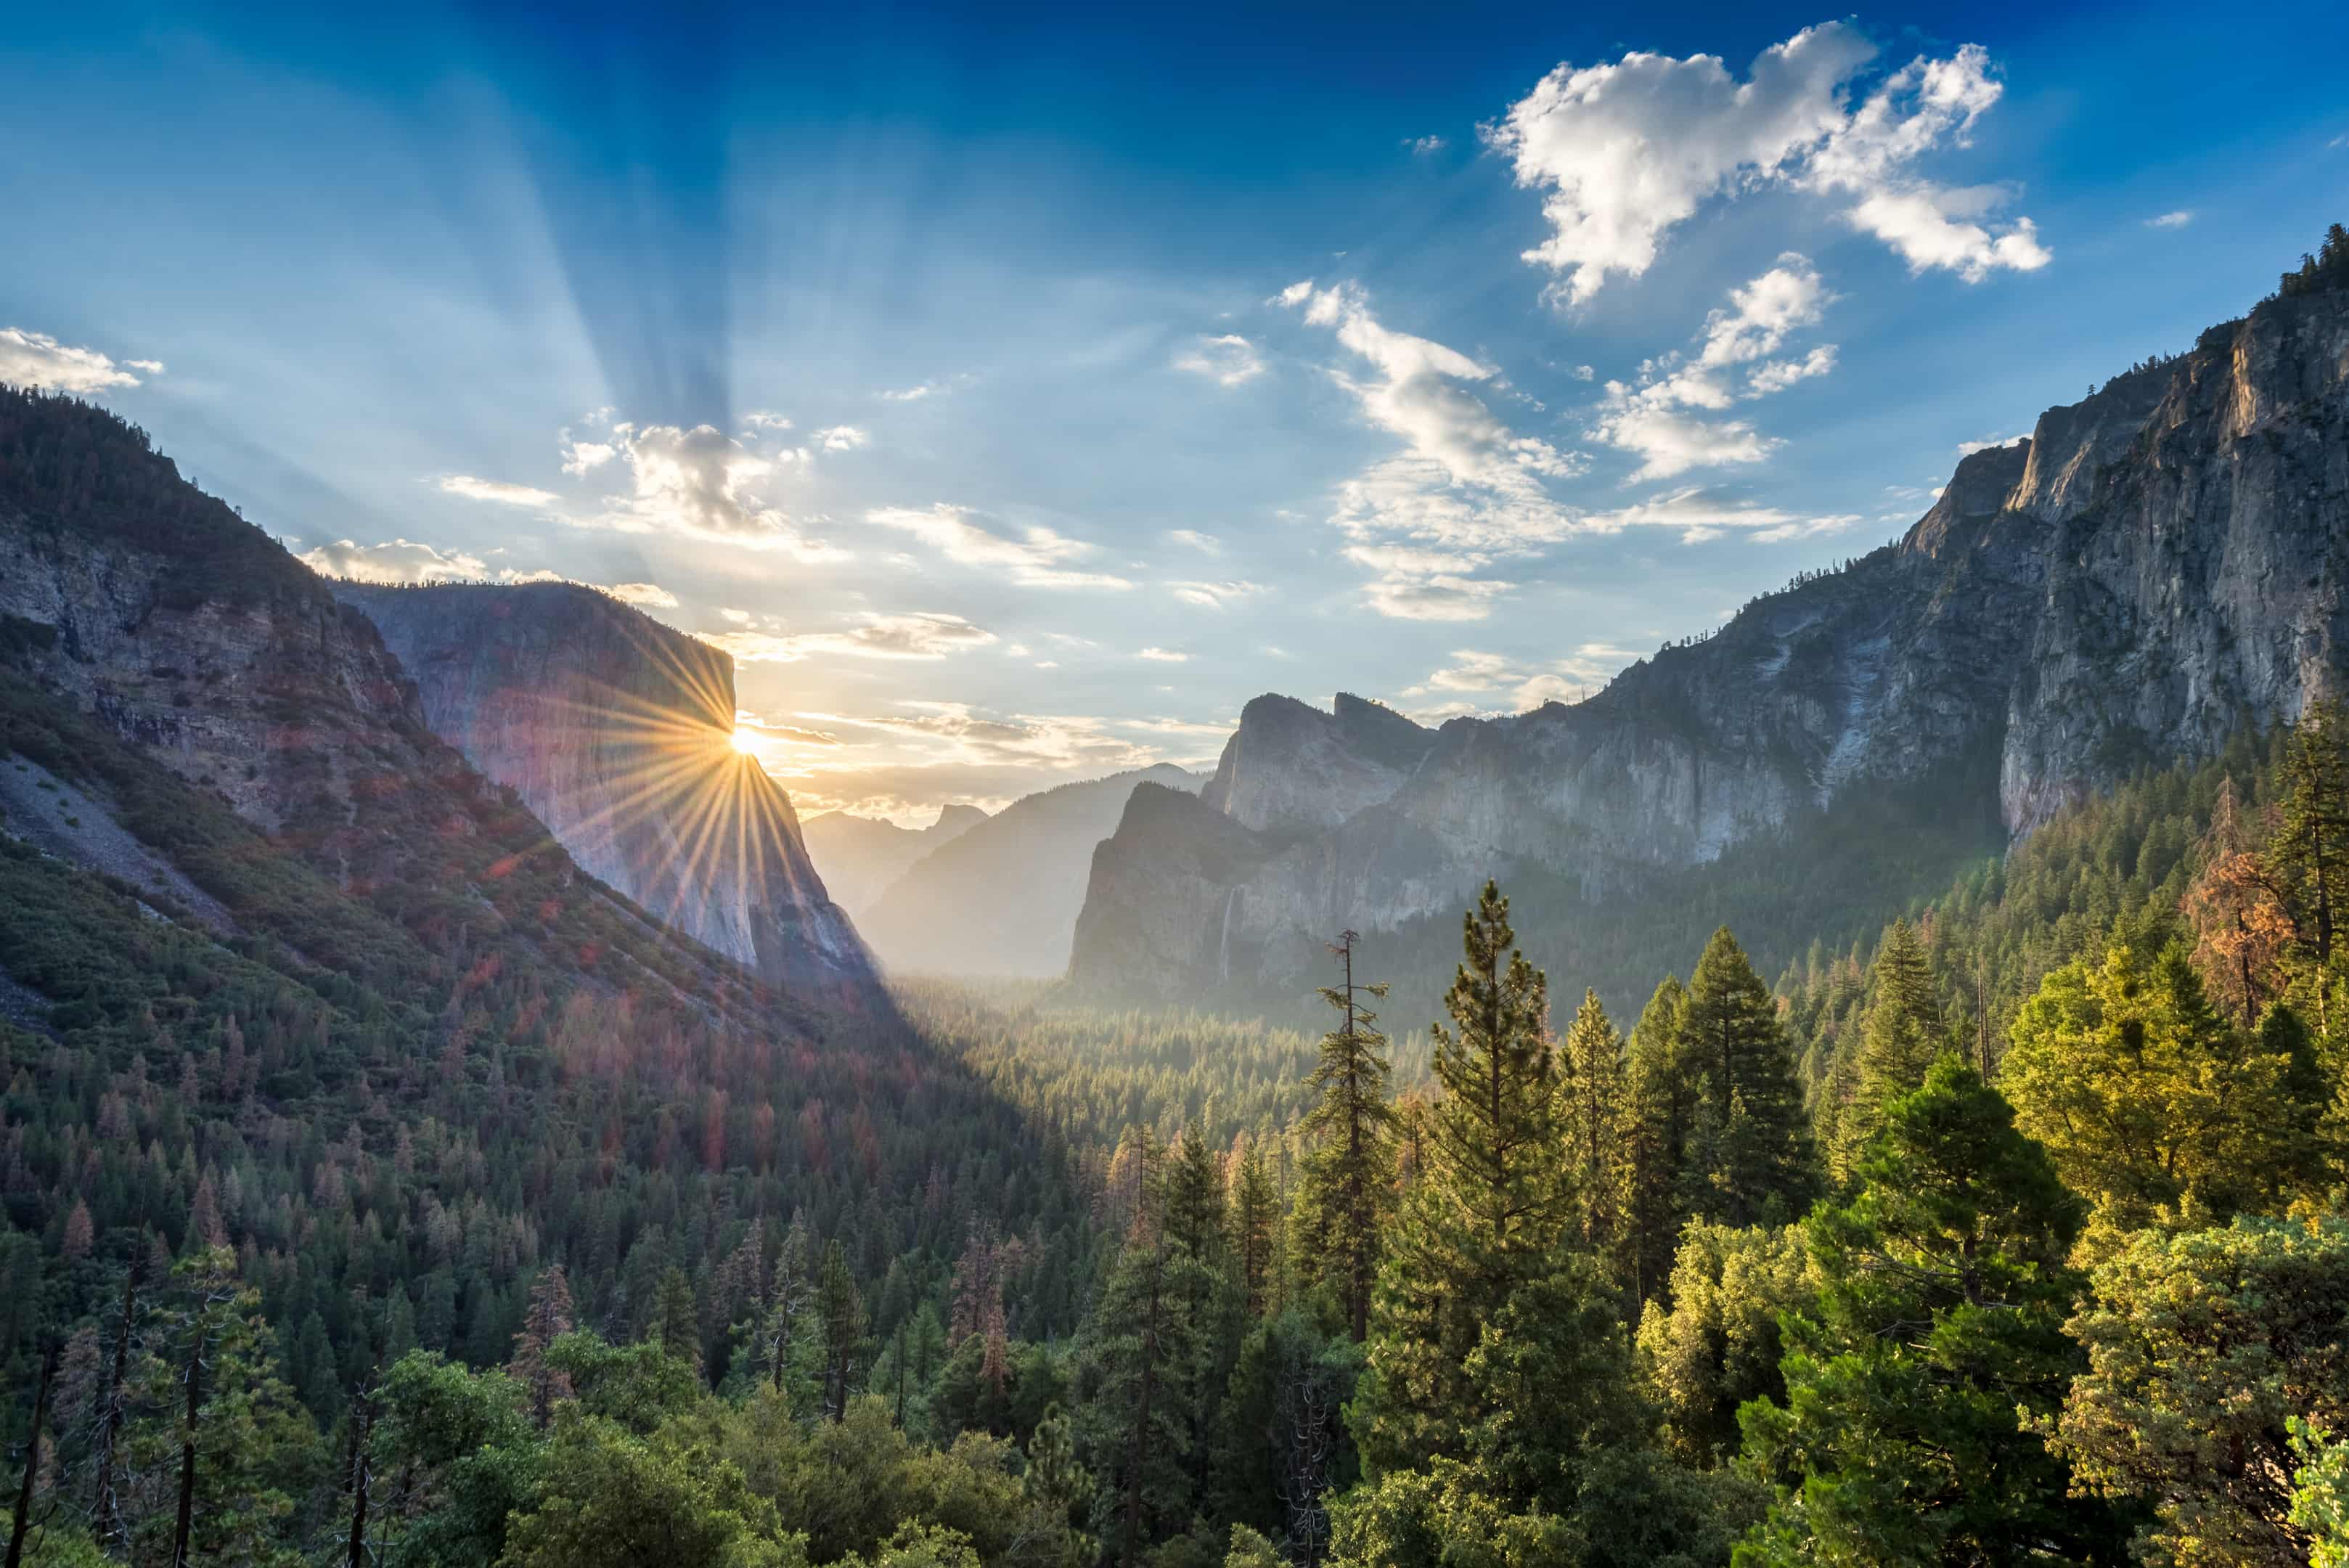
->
xmin=1558 ymin=987 xmax=1629 ymax=1267
xmin=1622 ymin=974 xmax=1693 ymax=1306
xmin=1828 ymin=918 xmax=1942 ymax=1183
xmin=1678 ymin=927 xmax=1817 ymax=1229
xmin=1293 ymin=931 xmax=1397 ymax=1342
xmin=1355 ymin=881 xmax=1565 ymax=1473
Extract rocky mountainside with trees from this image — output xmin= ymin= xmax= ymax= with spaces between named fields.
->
xmin=4 ymin=223 xmax=2349 ymax=1568
xmin=1071 ymin=264 xmax=2349 ymax=1011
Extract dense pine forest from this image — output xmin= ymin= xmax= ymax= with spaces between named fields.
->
xmin=11 ymin=649 xmax=2349 ymax=1564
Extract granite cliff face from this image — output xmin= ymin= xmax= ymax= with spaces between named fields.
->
xmin=334 ymin=582 xmax=875 ymax=995
xmin=1071 ymin=282 xmax=2349 ymax=1001
xmin=0 ymin=420 xmax=459 ymax=867
xmin=0 ymin=388 xmax=774 ymax=1016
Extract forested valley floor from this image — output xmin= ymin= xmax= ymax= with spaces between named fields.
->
xmin=10 ymin=693 xmax=2349 ymax=1565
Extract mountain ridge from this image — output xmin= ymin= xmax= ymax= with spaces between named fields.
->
xmin=1070 ymin=278 xmax=2349 ymax=1004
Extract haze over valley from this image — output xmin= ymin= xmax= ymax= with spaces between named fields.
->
xmin=6 ymin=7 xmax=2349 ymax=1567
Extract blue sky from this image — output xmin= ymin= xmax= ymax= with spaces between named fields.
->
xmin=5 ymin=1 xmax=2345 ymax=820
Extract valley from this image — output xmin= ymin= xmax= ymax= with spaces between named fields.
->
xmin=2 ymin=137 xmax=2348 ymax=1568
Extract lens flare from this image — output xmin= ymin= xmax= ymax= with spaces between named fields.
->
xmin=731 ymin=727 xmax=761 ymax=754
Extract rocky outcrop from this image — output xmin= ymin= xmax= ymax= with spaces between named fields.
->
xmin=334 ymin=582 xmax=875 ymax=994
xmin=802 ymin=801 xmax=989 ymax=919
xmin=1071 ymin=282 xmax=2349 ymax=1001
xmin=1199 ymin=693 xmax=1434 ymax=835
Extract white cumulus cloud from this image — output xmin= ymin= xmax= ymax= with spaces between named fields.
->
xmin=1488 ymin=23 xmax=2046 ymax=305
xmin=0 ymin=327 xmax=155 ymax=393
xmin=297 ymin=539 xmax=491 ymax=584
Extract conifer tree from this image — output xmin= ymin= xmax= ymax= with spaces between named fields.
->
xmin=2271 ymin=698 xmax=2349 ymax=1035
xmin=1355 ymin=881 xmax=1564 ymax=1472
xmin=1164 ymin=1113 xmax=1227 ymax=1265
xmin=1077 ymin=1234 xmax=1215 ymax=1566
xmin=650 ymin=1267 xmax=700 ymax=1376
xmin=1829 ymin=918 xmax=1941 ymax=1183
xmin=1228 ymin=1136 xmax=1280 ymax=1319
xmin=1678 ymin=927 xmax=1817 ymax=1228
xmin=814 ymin=1240 xmax=867 ymax=1422
xmin=1557 ymin=987 xmax=1627 ymax=1263
xmin=1739 ymin=1058 xmax=2126 ymax=1564
xmin=1293 ymin=931 xmax=1397 ymax=1342
xmin=1622 ymin=974 xmax=1692 ymax=1305
xmin=507 ymin=1264 xmax=576 ymax=1429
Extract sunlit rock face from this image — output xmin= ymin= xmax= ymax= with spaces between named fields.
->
xmin=1071 ymin=285 xmax=2349 ymax=1000
xmin=335 ymin=582 xmax=875 ymax=995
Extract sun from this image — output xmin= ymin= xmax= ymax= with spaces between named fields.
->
xmin=730 ymin=727 xmax=761 ymax=755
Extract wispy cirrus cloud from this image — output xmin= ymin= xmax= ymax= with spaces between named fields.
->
xmin=1399 ymin=644 xmax=1641 ymax=717
xmin=703 ymin=611 xmax=997 ymax=663
xmin=439 ymin=475 xmax=559 ymax=507
xmin=1167 ymin=579 xmax=1266 ymax=608
xmin=1172 ymin=333 xmax=1266 ymax=386
xmin=1590 ymin=256 xmax=1836 ymax=479
xmin=1279 ymin=279 xmax=1582 ymax=618
xmin=866 ymin=503 xmax=1133 ymax=589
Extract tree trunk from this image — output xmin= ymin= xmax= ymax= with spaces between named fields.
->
xmin=91 ymin=1259 xmax=139 ymax=1549
xmin=1120 ymin=1247 xmax=1164 ymax=1568
xmin=170 ymin=1340 xmax=202 ymax=1568
xmin=4 ymin=1341 xmax=57 ymax=1568
xmin=345 ymin=1384 xmax=375 ymax=1568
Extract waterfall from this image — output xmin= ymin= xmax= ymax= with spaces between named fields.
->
xmin=1217 ymin=886 xmax=1238 ymax=983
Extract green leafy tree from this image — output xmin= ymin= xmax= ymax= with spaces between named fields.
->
xmin=1678 ymin=928 xmax=1816 ymax=1228
xmin=1634 ymin=1222 xmax=1810 ymax=1466
xmin=498 ymin=1411 xmax=803 ymax=1568
xmin=1737 ymin=1058 xmax=2127 ymax=1566
xmin=2003 ymin=940 xmax=2328 ymax=1236
xmin=367 ymin=1350 xmax=542 ymax=1568
xmin=1076 ymin=1235 xmax=1217 ymax=1567
xmin=651 ymin=1267 xmax=702 ymax=1376
xmin=2292 ymin=1418 xmax=2349 ymax=1568
xmin=1354 ymin=881 xmax=1564 ymax=1474
xmin=2270 ymin=698 xmax=2349 ymax=1026
xmin=1021 ymin=1402 xmax=1095 ymax=1567
xmin=1164 ymin=1114 xmax=1228 ymax=1266
xmin=2038 ymin=1217 xmax=2349 ymax=1567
